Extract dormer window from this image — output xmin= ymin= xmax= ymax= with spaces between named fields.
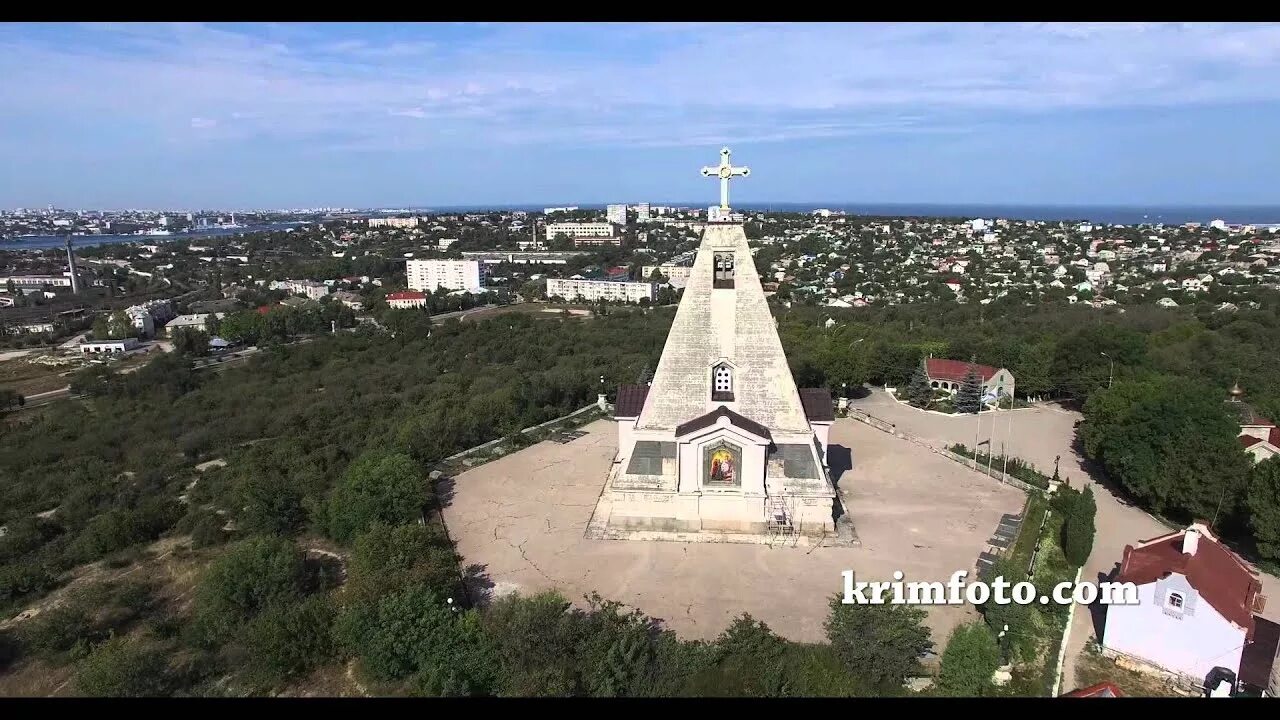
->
xmin=1167 ymin=591 xmax=1184 ymax=612
xmin=712 ymin=362 xmax=734 ymax=402
xmin=713 ymin=253 xmax=735 ymax=289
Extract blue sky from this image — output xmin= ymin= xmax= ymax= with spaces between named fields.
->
xmin=2 ymin=22 xmax=1279 ymax=210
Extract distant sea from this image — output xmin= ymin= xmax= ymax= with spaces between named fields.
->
xmin=738 ymin=203 xmax=1280 ymax=226
xmin=0 ymin=222 xmax=310 ymax=251
xmin=432 ymin=202 xmax=1280 ymax=227
xmin=6 ymin=204 xmax=1279 ymax=253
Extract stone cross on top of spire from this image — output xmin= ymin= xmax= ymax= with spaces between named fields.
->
xmin=700 ymin=147 xmax=750 ymax=210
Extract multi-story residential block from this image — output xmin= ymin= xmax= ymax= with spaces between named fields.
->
xmin=547 ymin=278 xmax=654 ymax=304
xmin=545 ymin=222 xmax=614 ymax=242
xmin=368 ymin=217 xmax=420 ymax=229
xmin=406 ymin=259 xmax=483 ymax=293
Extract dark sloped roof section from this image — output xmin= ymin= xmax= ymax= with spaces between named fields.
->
xmin=675 ymin=406 xmax=771 ymax=441
xmin=615 ymin=384 xmax=649 ymax=418
xmin=1240 ymin=616 xmax=1280 ymax=689
xmin=799 ymin=388 xmax=835 ymax=422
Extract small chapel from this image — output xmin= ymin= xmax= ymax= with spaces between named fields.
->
xmin=597 ymin=148 xmax=840 ymax=539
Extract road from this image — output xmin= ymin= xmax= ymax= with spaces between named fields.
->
xmin=847 ymin=388 xmax=1280 ymax=694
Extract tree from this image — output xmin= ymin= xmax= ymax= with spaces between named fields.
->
xmin=232 ymin=438 xmax=326 ymax=536
xmin=217 ymin=310 xmax=265 ymax=345
xmin=74 ymin=636 xmax=170 ymax=697
xmin=955 ymin=361 xmax=983 ymax=414
xmin=519 ymin=279 xmax=547 ymax=302
xmin=327 ymin=450 xmax=428 ymax=544
xmin=936 ymin=622 xmax=1000 ymax=697
xmin=1081 ymin=377 xmax=1252 ymax=520
xmin=1248 ymin=457 xmax=1280 ymax=562
xmin=1061 ymin=485 xmax=1097 ymax=567
xmin=905 ymin=357 xmax=933 ymax=408
xmin=91 ymin=314 xmax=111 ymax=340
xmin=195 ymin=535 xmax=305 ymax=642
xmin=107 ymin=310 xmax=132 ymax=339
xmin=172 ymin=327 xmax=209 ymax=357
xmin=823 ymin=594 xmax=932 ymax=693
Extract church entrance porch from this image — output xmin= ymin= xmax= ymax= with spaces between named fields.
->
xmin=586 ymin=457 xmax=856 ymax=547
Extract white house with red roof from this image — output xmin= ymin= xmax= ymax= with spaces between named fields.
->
xmin=385 ymin=290 xmax=427 ymax=309
xmin=1226 ymin=385 xmax=1280 ymax=463
xmin=923 ymin=358 xmax=1016 ymax=402
xmin=1102 ymin=522 xmax=1270 ymax=687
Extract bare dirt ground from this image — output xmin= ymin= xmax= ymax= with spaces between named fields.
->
xmin=441 ymin=417 xmax=1023 ymax=648
xmin=0 ymin=355 xmax=77 ymax=396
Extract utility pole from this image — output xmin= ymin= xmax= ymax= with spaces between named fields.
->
xmin=1100 ymin=352 xmax=1114 ymax=389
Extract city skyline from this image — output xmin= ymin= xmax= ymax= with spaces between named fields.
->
xmin=2 ymin=22 xmax=1280 ymax=209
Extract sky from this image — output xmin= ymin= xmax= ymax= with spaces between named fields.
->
xmin=2 ymin=22 xmax=1279 ymax=210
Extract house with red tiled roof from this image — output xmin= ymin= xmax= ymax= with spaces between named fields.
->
xmin=386 ymin=290 xmax=427 ymax=309
xmin=1227 ymin=384 xmax=1280 ymax=463
xmin=1101 ymin=522 xmax=1273 ymax=689
xmin=924 ymin=358 xmax=1015 ymax=403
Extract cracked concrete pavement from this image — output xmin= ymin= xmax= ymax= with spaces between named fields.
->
xmin=442 ymin=417 xmax=1023 ymax=646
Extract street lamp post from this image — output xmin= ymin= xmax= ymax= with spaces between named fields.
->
xmin=1100 ymin=352 xmax=1114 ymax=389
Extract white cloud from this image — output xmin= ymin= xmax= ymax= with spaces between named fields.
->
xmin=2 ymin=22 xmax=1279 ymax=154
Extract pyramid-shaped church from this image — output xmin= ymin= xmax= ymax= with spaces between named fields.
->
xmin=599 ymin=148 xmax=839 ymax=539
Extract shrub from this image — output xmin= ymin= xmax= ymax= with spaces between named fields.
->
xmin=937 ymin=622 xmax=1000 ymax=697
xmin=327 ymin=450 xmax=428 ymax=544
xmin=19 ymin=603 xmax=99 ymax=660
xmin=74 ymin=636 xmax=170 ymax=697
xmin=194 ymin=535 xmax=305 ymax=643
xmin=336 ymin=581 xmax=497 ymax=692
xmin=242 ymin=595 xmax=337 ymax=686
xmin=346 ymin=523 xmax=460 ymax=603
xmin=0 ymin=627 xmax=21 ymax=672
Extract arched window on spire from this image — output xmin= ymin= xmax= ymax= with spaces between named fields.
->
xmin=712 ymin=362 xmax=734 ymax=402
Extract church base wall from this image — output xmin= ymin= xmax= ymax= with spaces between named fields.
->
xmin=793 ymin=500 xmax=837 ymax=535
xmin=601 ymin=490 xmax=834 ymax=537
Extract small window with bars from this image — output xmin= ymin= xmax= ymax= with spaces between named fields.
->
xmin=713 ymin=253 xmax=735 ymax=289
xmin=712 ymin=363 xmax=734 ymax=401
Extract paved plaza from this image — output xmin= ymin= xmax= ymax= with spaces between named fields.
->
xmin=442 ymin=416 xmax=1024 ymax=645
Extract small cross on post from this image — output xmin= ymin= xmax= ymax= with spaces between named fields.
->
xmin=700 ymin=147 xmax=750 ymax=210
